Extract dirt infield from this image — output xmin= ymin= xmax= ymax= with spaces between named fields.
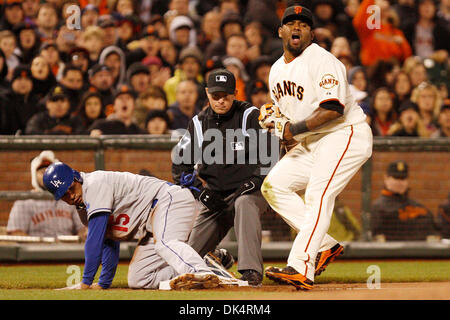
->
xmin=226 ymin=282 xmax=450 ymax=300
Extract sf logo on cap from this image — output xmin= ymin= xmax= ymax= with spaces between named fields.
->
xmin=50 ymin=179 xmax=63 ymax=188
xmin=216 ymin=75 xmax=227 ymax=82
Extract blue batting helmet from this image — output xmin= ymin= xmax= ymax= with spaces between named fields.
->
xmin=43 ymin=162 xmax=82 ymax=200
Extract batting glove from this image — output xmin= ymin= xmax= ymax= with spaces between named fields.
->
xmin=259 ymin=104 xmax=290 ymax=139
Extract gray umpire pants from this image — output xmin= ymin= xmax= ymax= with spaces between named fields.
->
xmin=188 ymin=191 xmax=269 ymax=275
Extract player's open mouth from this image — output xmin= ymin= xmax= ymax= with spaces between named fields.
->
xmin=291 ymin=34 xmax=300 ymax=45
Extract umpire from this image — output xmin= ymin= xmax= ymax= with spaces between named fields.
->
xmin=172 ymin=69 xmax=271 ymax=286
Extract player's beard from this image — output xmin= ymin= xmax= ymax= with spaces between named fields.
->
xmin=287 ymin=42 xmax=304 ymax=58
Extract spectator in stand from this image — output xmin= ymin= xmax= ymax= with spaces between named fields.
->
xmin=0 ymin=30 xmax=19 ymax=80
xmin=388 ymin=101 xmax=427 ymax=137
xmin=168 ymin=15 xmax=197 ymax=52
xmin=437 ymin=0 xmax=450 ymax=27
xmin=431 ymin=103 xmax=450 ymax=137
xmin=311 ymin=0 xmax=341 ymax=38
xmin=0 ymin=0 xmax=24 ymax=31
xmin=88 ymin=64 xmax=115 ymax=115
xmin=79 ymin=25 xmax=105 ymax=64
xmin=115 ymin=15 xmax=140 ymax=54
xmin=246 ymin=79 xmax=270 ymax=108
xmin=35 ymin=2 xmax=59 ymax=42
xmin=0 ymin=49 xmax=9 ymax=94
xmin=30 ymin=55 xmax=57 ymax=104
xmin=243 ymin=21 xmax=265 ymax=65
xmin=126 ymin=62 xmax=151 ymax=96
xmin=145 ymin=109 xmax=171 ymax=135
xmin=68 ymin=47 xmax=91 ymax=87
xmin=353 ymin=0 xmax=412 ymax=67
xmin=368 ymin=60 xmax=401 ymax=94
xmin=80 ymin=4 xmax=100 ymax=29
xmin=392 ymin=71 xmax=413 ymax=112
xmin=348 ymin=65 xmax=370 ymax=115
xmin=410 ymin=82 xmax=442 ymax=137
xmin=370 ymin=160 xmax=440 ymax=241
xmin=58 ymin=65 xmax=85 ymax=113
xmin=72 ymin=90 xmax=106 ymax=135
xmin=21 ymin=0 xmax=40 ymax=20
xmin=142 ymin=55 xmax=171 ymax=89
xmin=243 ymin=0 xmax=282 ymax=38
xmin=403 ymin=0 xmax=449 ymax=60
xmin=369 ymin=87 xmax=397 ymax=136
xmin=89 ymin=84 xmax=144 ymax=136
xmin=167 ymin=79 xmax=200 ymax=131
xmin=205 ymin=12 xmax=244 ymax=60
xmin=6 ymin=150 xmax=86 ymax=238
xmin=223 ymin=56 xmax=249 ymax=103
xmin=134 ymin=85 xmax=168 ymax=130
xmin=111 ymin=0 xmax=136 ymax=16
xmin=164 ymin=46 xmax=204 ymax=106
xmin=1 ymin=65 xmax=41 ymax=135
xmin=55 ymin=25 xmax=79 ymax=63
xmin=135 ymin=25 xmax=161 ymax=63
xmin=98 ymin=45 xmax=127 ymax=89
xmin=25 ymin=85 xmax=83 ymax=135
xmin=392 ymin=0 xmax=417 ymax=33
xmin=248 ymin=55 xmax=272 ymax=88
xmin=404 ymin=58 xmax=429 ymax=88
xmin=225 ymin=33 xmax=249 ymax=68
xmin=13 ymin=22 xmax=41 ymax=65
xmin=98 ymin=16 xmax=118 ymax=48
xmin=158 ymin=37 xmax=178 ymax=73
xmin=39 ymin=42 xmax=65 ymax=80
xmin=197 ymin=10 xmax=222 ymax=52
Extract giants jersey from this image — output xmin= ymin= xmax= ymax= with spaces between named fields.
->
xmin=269 ymin=43 xmax=366 ymax=140
xmin=77 ymin=171 xmax=167 ymax=240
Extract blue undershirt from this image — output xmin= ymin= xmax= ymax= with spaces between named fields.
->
xmin=82 ymin=212 xmax=120 ymax=289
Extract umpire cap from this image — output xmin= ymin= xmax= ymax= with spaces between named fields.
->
xmin=43 ymin=162 xmax=83 ymax=200
xmin=207 ymin=69 xmax=236 ymax=94
xmin=281 ymin=5 xmax=314 ymax=27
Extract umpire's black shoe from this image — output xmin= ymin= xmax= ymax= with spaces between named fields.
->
xmin=240 ymin=269 xmax=263 ymax=287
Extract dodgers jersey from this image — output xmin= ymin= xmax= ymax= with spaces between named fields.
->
xmin=269 ymin=43 xmax=366 ymax=140
xmin=77 ymin=171 xmax=167 ymax=240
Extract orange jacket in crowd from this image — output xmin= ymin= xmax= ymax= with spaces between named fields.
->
xmin=79 ymin=0 xmax=109 ymax=15
xmin=353 ymin=0 xmax=412 ymax=66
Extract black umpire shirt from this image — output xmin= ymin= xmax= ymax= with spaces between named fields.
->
xmin=172 ymin=100 xmax=274 ymax=197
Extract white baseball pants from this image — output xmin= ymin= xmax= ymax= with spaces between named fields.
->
xmin=262 ymin=122 xmax=373 ymax=281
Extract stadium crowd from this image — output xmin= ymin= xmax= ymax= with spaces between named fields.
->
xmin=0 ymin=0 xmax=448 ymax=137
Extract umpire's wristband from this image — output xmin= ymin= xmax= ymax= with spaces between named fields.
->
xmin=289 ymin=120 xmax=309 ymax=136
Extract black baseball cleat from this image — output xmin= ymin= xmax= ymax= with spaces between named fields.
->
xmin=265 ymin=266 xmax=313 ymax=290
xmin=315 ymin=243 xmax=344 ymax=276
xmin=206 ymin=248 xmax=235 ymax=270
xmin=240 ymin=269 xmax=263 ymax=287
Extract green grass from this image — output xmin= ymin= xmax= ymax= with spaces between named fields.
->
xmin=0 ymin=260 xmax=448 ymax=299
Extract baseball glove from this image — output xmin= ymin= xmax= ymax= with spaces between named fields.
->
xmin=258 ymin=103 xmax=290 ymax=139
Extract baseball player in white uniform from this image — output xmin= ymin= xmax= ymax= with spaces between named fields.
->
xmin=43 ymin=162 xmax=220 ymax=290
xmin=261 ymin=5 xmax=373 ymax=290
xmin=7 ymin=151 xmax=85 ymax=238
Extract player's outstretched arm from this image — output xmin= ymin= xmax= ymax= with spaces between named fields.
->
xmin=81 ymin=212 xmax=110 ymax=289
